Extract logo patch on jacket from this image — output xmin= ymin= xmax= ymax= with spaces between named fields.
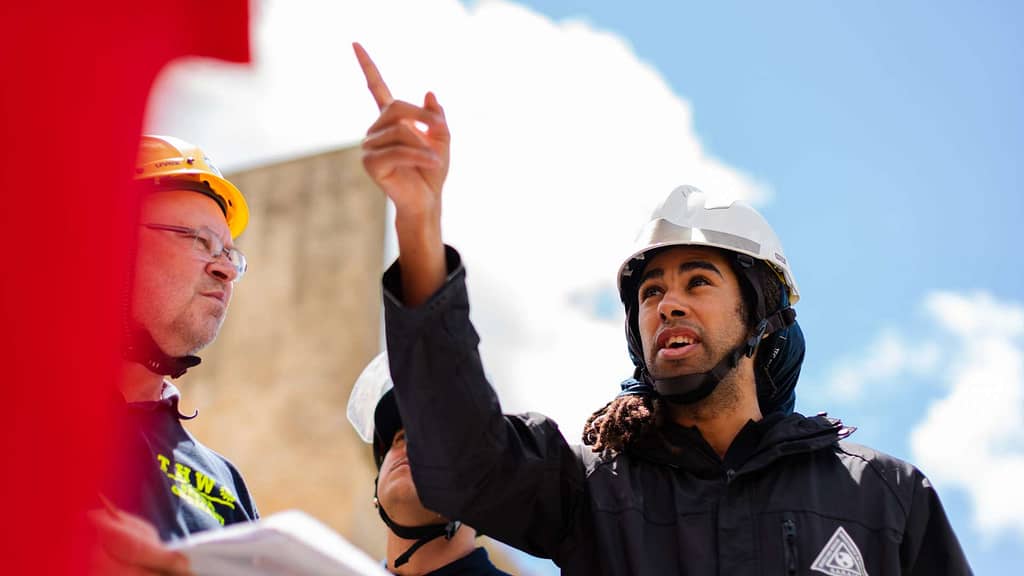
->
xmin=156 ymin=452 xmax=239 ymax=525
xmin=810 ymin=526 xmax=868 ymax=576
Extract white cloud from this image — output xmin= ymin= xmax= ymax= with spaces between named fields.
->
xmin=147 ymin=0 xmax=767 ymax=440
xmin=825 ymin=329 xmax=940 ymax=402
xmin=822 ymin=291 xmax=1024 ymax=541
xmin=911 ymin=292 xmax=1024 ymax=541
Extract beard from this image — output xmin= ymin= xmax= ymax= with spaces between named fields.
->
xmin=180 ymin=315 xmax=225 ymax=355
xmin=164 ymin=298 xmax=227 ymax=355
xmin=646 ymin=302 xmax=749 ymax=382
xmin=647 ymin=302 xmax=751 ymax=418
xmin=131 ymin=276 xmax=229 ymax=357
xmin=669 ymin=368 xmax=744 ymax=422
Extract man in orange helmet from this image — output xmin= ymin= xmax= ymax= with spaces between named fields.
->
xmin=88 ymin=135 xmax=256 ymax=575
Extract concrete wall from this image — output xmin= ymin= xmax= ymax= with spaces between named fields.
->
xmin=173 ymin=146 xmax=521 ymax=573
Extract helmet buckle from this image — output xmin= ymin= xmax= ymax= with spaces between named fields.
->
xmin=445 ymin=520 xmax=462 ymax=540
xmin=746 ymin=318 xmax=769 ymax=358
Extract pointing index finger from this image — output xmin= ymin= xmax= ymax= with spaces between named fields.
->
xmin=353 ymin=42 xmax=393 ymax=110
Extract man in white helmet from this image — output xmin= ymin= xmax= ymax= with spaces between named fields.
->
xmin=355 ymin=44 xmax=971 ymax=575
xmin=348 ymin=354 xmax=512 ymax=575
xmin=88 ymin=135 xmax=258 ymax=575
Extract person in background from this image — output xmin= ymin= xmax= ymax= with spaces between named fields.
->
xmin=348 ymin=353 xmax=512 ymax=576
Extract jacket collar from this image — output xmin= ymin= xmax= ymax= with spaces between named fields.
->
xmin=629 ymin=412 xmax=849 ymax=477
xmin=115 ymin=381 xmax=198 ymax=420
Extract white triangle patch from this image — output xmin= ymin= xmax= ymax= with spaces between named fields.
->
xmin=810 ymin=526 xmax=869 ymax=576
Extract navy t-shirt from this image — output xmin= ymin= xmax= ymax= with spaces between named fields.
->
xmin=109 ymin=382 xmax=258 ymax=541
xmin=427 ymin=547 xmax=513 ymax=576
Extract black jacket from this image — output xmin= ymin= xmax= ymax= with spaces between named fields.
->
xmin=383 ymin=249 xmax=971 ymax=575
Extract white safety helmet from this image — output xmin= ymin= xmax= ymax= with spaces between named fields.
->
xmin=617 ymin=185 xmax=800 ymax=405
xmin=346 ymin=352 xmax=400 ymax=466
xmin=618 ymin=185 xmax=798 ymax=305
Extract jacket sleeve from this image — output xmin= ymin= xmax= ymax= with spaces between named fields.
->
xmin=382 ymin=246 xmax=588 ymax=561
xmin=900 ymin=468 xmax=973 ymax=575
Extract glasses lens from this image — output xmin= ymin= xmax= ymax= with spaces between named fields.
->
xmin=193 ymin=226 xmax=245 ymax=280
xmin=193 ymin=227 xmax=222 ymax=258
xmin=230 ymin=250 xmax=247 ymax=279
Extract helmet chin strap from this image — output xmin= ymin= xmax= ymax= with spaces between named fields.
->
xmin=374 ymin=481 xmax=461 ymax=569
xmin=651 ymin=307 xmax=795 ymax=405
xmin=122 ymin=322 xmax=201 ymax=379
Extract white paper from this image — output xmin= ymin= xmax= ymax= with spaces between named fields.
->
xmin=169 ymin=510 xmax=389 ymax=576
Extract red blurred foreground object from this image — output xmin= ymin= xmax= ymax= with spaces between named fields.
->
xmin=0 ymin=3 xmax=249 ymax=573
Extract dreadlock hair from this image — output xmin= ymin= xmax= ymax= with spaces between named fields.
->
xmin=582 ymin=250 xmax=785 ymax=457
xmin=582 ymin=393 xmax=666 ymax=457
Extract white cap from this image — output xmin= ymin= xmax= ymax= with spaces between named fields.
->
xmin=346 ymin=352 xmax=393 ymax=444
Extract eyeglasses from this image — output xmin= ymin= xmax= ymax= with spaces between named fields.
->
xmin=142 ymin=223 xmax=248 ymax=280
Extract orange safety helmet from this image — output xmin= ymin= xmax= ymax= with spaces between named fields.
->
xmin=134 ymin=135 xmax=249 ymax=238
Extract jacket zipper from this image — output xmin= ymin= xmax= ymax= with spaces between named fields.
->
xmin=782 ymin=514 xmax=798 ymax=575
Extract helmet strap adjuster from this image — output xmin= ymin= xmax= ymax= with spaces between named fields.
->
xmin=373 ymin=480 xmax=462 ymax=569
xmin=745 ymin=318 xmax=770 ymax=358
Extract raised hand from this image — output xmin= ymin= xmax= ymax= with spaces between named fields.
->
xmin=354 ymin=42 xmax=449 ymax=306
xmin=354 ymin=42 xmax=450 ymax=221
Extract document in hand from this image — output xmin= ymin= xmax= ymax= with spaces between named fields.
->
xmin=168 ymin=509 xmax=389 ymax=576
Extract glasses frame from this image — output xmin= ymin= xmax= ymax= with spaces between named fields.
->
xmin=141 ymin=223 xmax=247 ymax=280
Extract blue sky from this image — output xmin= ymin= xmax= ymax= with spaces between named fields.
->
xmin=501 ymin=0 xmax=1023 ymax=327
xmin=150 ymin=1 xmax=1022 ymax=573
